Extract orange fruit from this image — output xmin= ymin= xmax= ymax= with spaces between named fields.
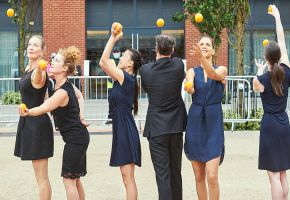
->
xmin=113 ymin=22 xmax=123 ymax=35
xmin=156 ymin=18 xmax=165 ymax=28
xmin=184 ymin=81 xmax=193 ymax=91
xmin=195 ymin=13 xmax=203 ymax=23
xmin=38 ymin=59 xmax=47 ymax=71
xmin=268 ymin=6 xmax=272 ymax=13
xmin=262 ymin=39 xmax=269 ymax=47
xmin=20 ymin=103 xmax=27 ymax=112
xmin=7 ymin=8 xmax=14 ymax=17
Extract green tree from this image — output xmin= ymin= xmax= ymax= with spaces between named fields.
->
xmin=173 ymin=0 xmax=250 ymax=75
xmin=173 ymin=0 xmax=235 ymax=49
xmin=8 ymin=0 xmax=41 ymax=75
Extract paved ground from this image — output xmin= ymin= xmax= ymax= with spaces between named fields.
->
xmin=0 ymin=130 xmax=286 ymax=200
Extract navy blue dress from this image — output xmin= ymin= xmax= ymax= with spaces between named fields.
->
xmin=109 ymin=71 xmax=141 ymax=167
xmin=185 ymin=66 xmax=224 ymax=163
xmin=257 ymin=63 xmax=290 ymax=172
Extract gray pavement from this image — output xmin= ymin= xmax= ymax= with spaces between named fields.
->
xmin=0 ymin=131 xmax=285 ymax=200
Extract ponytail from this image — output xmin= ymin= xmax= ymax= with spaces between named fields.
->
xmin=133 ymin=79 xmax=139 ymax=116
xmin=270 ymin=63 xmax=285 ymax=96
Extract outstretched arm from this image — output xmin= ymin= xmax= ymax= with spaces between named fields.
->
xmin=99 ymin=23 xmax=124 ymax=84
xmin=19 ymin=89 xmax=68 ymax=117
xmin=269 ymin=5 xmax=289 ymax=66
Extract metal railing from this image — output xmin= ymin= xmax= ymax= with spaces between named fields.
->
xmin=1 ymin=75 xmax=288 ymax=129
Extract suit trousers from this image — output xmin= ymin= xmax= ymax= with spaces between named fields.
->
xmin=148 ymin=133 xmax=183 ymax=200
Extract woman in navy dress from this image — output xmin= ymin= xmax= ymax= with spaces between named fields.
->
xmin=99 ymin=23 xmax=142 ymax=200
xmin=253 ymin=5 xmax=290 ymax=199
xmin=184 ymin=35 xmax=228 ymax=200
xmin=14 ymin=35 xmax=54 ymax=199
xmin=19 ymin=46 xmax=90 ymax=200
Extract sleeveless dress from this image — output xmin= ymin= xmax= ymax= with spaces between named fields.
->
xmin=14 ymin=70 xmax=54 ymax=160
xmin=185 ymin=66 xmax=225 ymax=163
xmin=51 ymin=80 xmax=90 ymax=178
xmin=257 ymin=63 xmax=290 ymax=172
xmin=109 ymin=71 xmax=141 ymax=167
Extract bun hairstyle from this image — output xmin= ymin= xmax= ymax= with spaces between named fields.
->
xmin=59 ymin=46 xmax=81 ymax=76
xmin=264 ymin=41 xmax=285 ymax=96
xmin=128 ymin=48 xmax=142 ymax=115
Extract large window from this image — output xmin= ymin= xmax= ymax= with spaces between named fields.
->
xmin=86 ymin=0 xmax=185 ymax=76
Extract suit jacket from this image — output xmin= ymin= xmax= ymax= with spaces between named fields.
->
xmin=140 ymin=57 xmax=187 ymax=138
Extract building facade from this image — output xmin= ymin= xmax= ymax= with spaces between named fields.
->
xmin=1 ymin=0 xmax=290 ymax=79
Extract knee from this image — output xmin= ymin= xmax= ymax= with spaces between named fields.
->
xmin=194 ymin=171 xmax=206 ymax=183
xmin=207 ymin=172 xmax=218 ymax=186
xmin=35 ymin=174 xmax=49 ymax=185
xmin=121 ymin=172 xmax=134 ymax=187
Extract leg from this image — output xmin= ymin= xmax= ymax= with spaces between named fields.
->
xmin=169 ymin=133 xmax=183 ymax=200
xmin=63 ymin=178 xmax=79 ymax=200
xmin=191 ymin=161 xmax=207 ymax=200
xmin=32 ymin=159 xmax=51 ymax=200
xmin=206 ymin=157 xmax=220 ymax=200
xmin=149 ymin=135 xmax=172 ymax=200
xmin=120 ymin=163 xmax=138 ymax=200
xmin=76 ymin=178 xmax=85 ymax=200
xmin=280 ymin=171 xmax=289 ymax=200
xmin=267 ymin=171 xmax=283 ymax=200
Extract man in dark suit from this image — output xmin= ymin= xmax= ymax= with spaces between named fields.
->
xmin=140 ymin=34 xmax=187 ymax=200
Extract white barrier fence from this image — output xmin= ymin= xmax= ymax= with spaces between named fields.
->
xmin=1 ymin=75 xmax=289 ymax=130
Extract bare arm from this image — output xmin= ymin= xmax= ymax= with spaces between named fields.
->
xmin=184 ymin=68 xmax=195 ymax=94
xmin=99 ymin=23 xmax=124 ymax=84
xmin=72 ymin=84 xmax=89 ymax=126
xmin=72 ymin=85 xmax=84 ymax=119
xmin=253 ymin=77 xmax=265 ymax=93
xmin=269 ymin=5 xmax=289 ymax=66
xmin=20 ymin=89 xmax=68 ymax=117
xmin=252 ymin=59 xmax=266 ymax=93
xmin=31 ymin=64 xmax=47 ymax=89
xmin=194 ymin=45 xmax=228 ymax=81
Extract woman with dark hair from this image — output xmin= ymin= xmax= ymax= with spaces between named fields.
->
xmin=14 ymin=35 xmax=54 ymax=199
xmin=19 ymin=46 xmax=90 ymax=200
xmin=99 ymin=23 xmax=142 ymax=200
xmin=184 ymin=35 xmax=227 ymax=200
xmin=253 ymin=5 xmax=290 ymax=199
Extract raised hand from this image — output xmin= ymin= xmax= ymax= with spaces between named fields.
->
xmin=255 ymin=59 xmax=267 ymax=75
xmin=111 ymin=22 xmax=123 ymax=41
xmin=255 ymin=59 xmax=267 ymax=70
xmin=268 ymin=5 xmax=280 ymax=19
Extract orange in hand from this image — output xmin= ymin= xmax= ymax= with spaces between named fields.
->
xmin=7 ymin=8 xmax=14 ymax=17
xmin=195 ymin=13 xmax=203 ymax=23
xmin=262 ymin=39 xmax=269 ymax=47
xmin=113 ymin=22 xmax=123 ymax=36
xmin=20 ymin=103 xmax=27 ymax=112
xmin=38 ymin=59 xmax=47 ymax=71
xmin=156 ymin=18 xmax=165 ymax=28
xmin=268 ymin=6 xmax=273 ymax=13
xmin=184 ymin=81 xmax=193 ymax=91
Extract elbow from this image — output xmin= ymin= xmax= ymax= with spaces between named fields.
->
xmin=99 ymin=60 xmax=103 ymax=68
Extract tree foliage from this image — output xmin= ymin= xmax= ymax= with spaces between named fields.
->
xmin=8 ymin=0 xmax=41 ymax=75
xmin=173 ymin=0 xmax=235 ymax=48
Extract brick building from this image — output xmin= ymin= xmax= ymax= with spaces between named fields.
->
xmin=1 ymin=0 xmax=290 ymax=81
